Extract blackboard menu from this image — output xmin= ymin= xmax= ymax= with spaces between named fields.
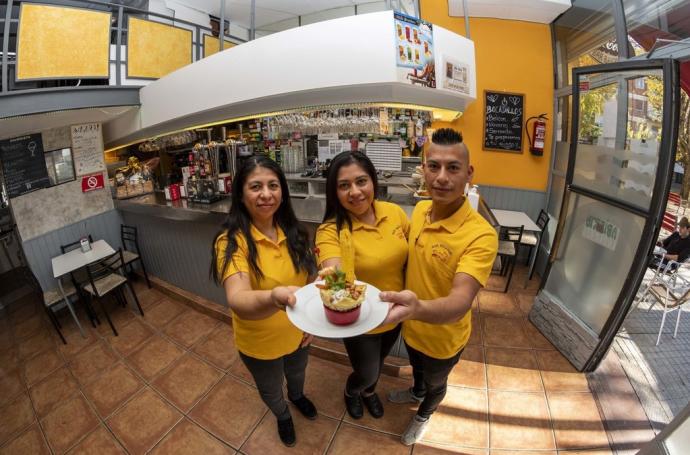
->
xmin=483 ymin=91 xmax=525 ymax=153
xmin=0 ymin=134 xmax=50 ymax=198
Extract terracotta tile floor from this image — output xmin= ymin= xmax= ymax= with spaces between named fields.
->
xmin=0 ymin=271 xmax=616 ymax=454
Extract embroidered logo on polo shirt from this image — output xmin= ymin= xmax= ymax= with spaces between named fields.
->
xmin=392 ymin=226 xmax=406 ymax=240
xmin=431 ymin=243 xmax=452 ymax=263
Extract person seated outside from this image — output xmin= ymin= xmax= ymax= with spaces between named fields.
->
xmin=650 ymin=217 xmax=690 ymax=271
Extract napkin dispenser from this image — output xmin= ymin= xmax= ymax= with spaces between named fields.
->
xmin=80 ymin=237 xmax=92 ymax=253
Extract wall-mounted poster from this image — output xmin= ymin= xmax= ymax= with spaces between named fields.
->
xmin=394 ymin=12 xmax=435 ymax=88
xmin=71 ymin=123 xmax=105 ymax=176
xmin=483 ymin=90 xmax=525 ymax=153
xmin=0 ymin=134 xmax=50 ymax=198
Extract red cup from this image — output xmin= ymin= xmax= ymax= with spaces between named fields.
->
xmin=323 ymin=304 xmax=361 ymax=326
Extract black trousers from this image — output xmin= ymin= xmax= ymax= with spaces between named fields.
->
xmin=649 ymin=255 xmax=678 ymax=272
xmin=239 ymin=346 xmax=309 ymax=420
xmin=406 ymin=342 xmax=463 ymax=419
xmin=343 ymin=324 xmax=402 ymax=396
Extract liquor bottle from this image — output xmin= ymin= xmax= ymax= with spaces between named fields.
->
xmin=399 ymin=121 xmax=407 ymax=140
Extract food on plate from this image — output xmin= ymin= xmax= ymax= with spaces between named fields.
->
xmin=316 ymin=267 xmax=366 ymax=325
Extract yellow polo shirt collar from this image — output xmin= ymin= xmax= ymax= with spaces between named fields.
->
xmin=351 ymin=201 xmax=390 ymax=231
xmin=249 ymin=224 xmax=286 ymax=245
xmin=421 ymin=197 xmax=469 ymax=234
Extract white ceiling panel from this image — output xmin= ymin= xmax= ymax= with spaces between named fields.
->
xmin=448 ymin=0 xmax=571 ymax=24
xmin=0 ymin=107 xmax=137 ymax=141
xmin=174 ymin=0 xmax=377 ymax=28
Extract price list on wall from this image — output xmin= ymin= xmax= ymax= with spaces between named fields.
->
xmin=0 ymin=134 xmax=50 ymax=198
xmin=483 ymin=91 xmax=525 ymax=153
xmin=71 ymin=123 xmax=105 ymax=176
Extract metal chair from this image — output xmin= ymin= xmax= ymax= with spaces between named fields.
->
xmin=637 ymin=259 xmax=690 ymax=345
xmin=60 ymin=235 xmax=93 ymax=254
xmin=519 ymin=210 xmax=550 ymax=280
xmin=121 ymin=224 xmax=151 ymax=288
xmin=83 ymin=248 xmax=144 ymax=336
xmin=60 ymin=235 xmax=99 ymax=326
xmin=636 ymin=249 xmax=669 ymax=307
xmin=23 ymin=267 xmax=81 ymax=344
xmin=497 ymin=225 xmax=524 ymax=293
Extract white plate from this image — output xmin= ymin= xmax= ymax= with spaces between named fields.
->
xmin=287 ymin=281 xmax=388 ymax=338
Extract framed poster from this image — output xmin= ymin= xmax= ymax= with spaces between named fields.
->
xmin=483 ymin=90 xmax=525 ymax=153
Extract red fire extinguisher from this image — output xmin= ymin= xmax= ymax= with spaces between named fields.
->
xmin=526 ymin=114 xmax=548 ymax=156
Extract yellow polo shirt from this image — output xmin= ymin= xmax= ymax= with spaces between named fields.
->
xmin=215 ymin=225 xmax=307 ymax=360
xmin=316 ymin=201 xmax=409 ymax=335
xmin=403 ymin=199 xmax=498 ymax=359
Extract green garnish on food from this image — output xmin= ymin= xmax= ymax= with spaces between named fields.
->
xmin=325 ymin=268 xmax=347 ymax=291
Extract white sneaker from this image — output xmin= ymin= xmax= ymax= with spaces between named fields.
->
xmin=401 ymin=415 xmax=431 ymax=446
xmin=387 ymin=388 xmax=424 ymax=404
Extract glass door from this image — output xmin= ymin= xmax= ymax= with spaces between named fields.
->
xmin=531 ymin=58 xmax=679 ymax=372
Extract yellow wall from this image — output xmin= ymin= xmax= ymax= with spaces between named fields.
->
xmin=421 ymin=1 xmax=554 ymax=191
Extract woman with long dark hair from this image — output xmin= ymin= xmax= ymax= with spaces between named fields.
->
xmin=315 ymin=151 xmax=409 ymax=420
xmin=212 ymin=155 xmax=318 ymax=447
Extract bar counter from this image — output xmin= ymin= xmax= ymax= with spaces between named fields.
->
xmin=114 ymin=191 xmax=417 ymax=224
xmin=115 ymin=188 xmax=494 ymax=310
xmin=115 ymin=191 xmax=417 ymax=307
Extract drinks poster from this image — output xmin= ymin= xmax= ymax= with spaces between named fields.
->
xmin=394 ymin=12 xmax=435 ymax=88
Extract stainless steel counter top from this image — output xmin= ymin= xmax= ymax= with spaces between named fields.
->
xmin=284 ymin=173 xmax=415 ymax=188
xmin=114 ymin=192 xmax=416 ymax=224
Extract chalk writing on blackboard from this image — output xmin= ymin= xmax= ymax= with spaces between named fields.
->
xmin=0 ymin=134 xmax=50 ymax=198
xmin=483 ymin=91 xmax=524 ymax=153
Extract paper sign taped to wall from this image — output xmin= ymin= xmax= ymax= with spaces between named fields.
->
xmin=442 ymin=56 xmax=470 ymax=95
xmin=582 ymin=215 xmax=619 ymax=251
xmin=71 ymin=123 xmax=105 ymax=176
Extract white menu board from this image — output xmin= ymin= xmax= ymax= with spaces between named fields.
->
xmin=71 ymin=123 xmax=105 ymax=176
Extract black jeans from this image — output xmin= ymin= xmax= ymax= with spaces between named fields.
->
xmin=406 ymin=343 xmax=463 ymax=419
xmin=343 ymin=324 xmax=402 ymax=396
xmin=239 ymin=346 xmax=309 ymax=420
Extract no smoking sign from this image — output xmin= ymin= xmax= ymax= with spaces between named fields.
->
xmin=81 ymin=172 xmax=105 ymax=193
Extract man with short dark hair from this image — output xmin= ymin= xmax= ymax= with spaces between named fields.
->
xmin=651 ymin=216 xmax=690 ymax=270
xmin=380 ymin=128 xmax=498 ymax=446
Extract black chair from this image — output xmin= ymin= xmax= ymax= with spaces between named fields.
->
xmin=519 ymin=210 xmax=550 ymax=281
xmin=121 ymin=224 xmax=151 ymax=288
xmin=83 ymin=248 xmax=144 ymax=336
xmin=23 ymin=267 xmax=69 ymax=344
xmin=60 ymin=235 xmax=94 ymax=254
xmin=60 ymin=235 xmax=99 ymax=326
xmin=497 ymin=225 xmax=524 ymax=293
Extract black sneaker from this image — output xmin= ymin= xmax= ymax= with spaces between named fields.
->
xmin=344 ymin=392 xmax=364 ymax=419
xmin=277 ymin=417 xmax=296 ymax=447
xmin=290 ymin=396 xmax=317 ymax=420
xmin=361 ymin=392 xmax=384 ymax=418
